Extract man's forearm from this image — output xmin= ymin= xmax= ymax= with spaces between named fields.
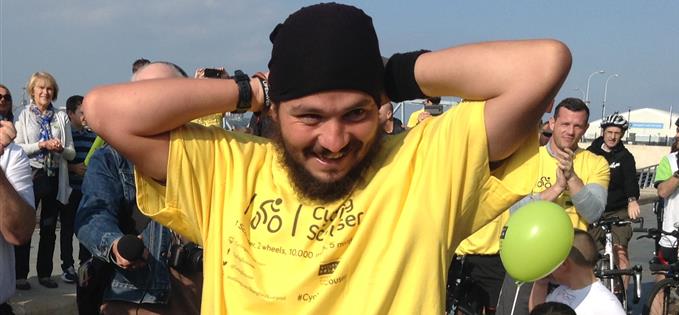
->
xmin=414 ymin=40 xmax=571 ymax=161
xmin=571 ymin=183 xmax=607 ymax=224
xmin=0 ymin=169 xmax=35 ymax=245
xmin=84 ymin=77 xmax=262 ymax=141
xmin=528 ymin=280 xmax=549 ymax=312
xmin=566 ymin=174 xmax=585 ymax=195
xmin=658 ymin=177 xmax=679 ymax=199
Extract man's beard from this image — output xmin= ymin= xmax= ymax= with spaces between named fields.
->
xmin=270 ymin=120 xmax=382 ymax=203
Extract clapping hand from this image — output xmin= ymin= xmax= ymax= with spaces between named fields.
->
xmin=0 ymin=121 xmax=17 ymax=156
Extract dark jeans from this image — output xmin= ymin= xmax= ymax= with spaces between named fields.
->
xmin=14 ymin=169 xmax=67 ymax=279
xmin=13 ymin=168 xmax=61 ymax=280
xmin=35 ymin=170 xmax=61 ymax=278
xmin=62 ymin=189 xmax=92 ymax=268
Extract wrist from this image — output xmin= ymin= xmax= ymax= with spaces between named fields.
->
xmin=566 ymin=174 xmax=580 ymax=186
xmin=627 ymin=196 xmax=637 ymax=203
xmin=232 ymin=70 xmax=252 ymax=114
xmin=249 ymin=77 xmax=263 ymax=112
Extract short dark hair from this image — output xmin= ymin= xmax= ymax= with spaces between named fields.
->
xmin=530 ymin=302 xmax=576 ymax=315
xmin=132 ymin=58 xmax=151 ymax=73
xmin=427 ymin=97 xmax=441 ymax=105
xmin=569 ymin=229 xmax=599 ymax=268
xmin=66 ymin=95 xmax=84 ymax=113
xmin=554 ymin=98 xmax=589 ymax=121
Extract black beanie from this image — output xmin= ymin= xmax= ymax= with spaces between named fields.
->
xmin=268 ymin=3 xmax=384 ymax=105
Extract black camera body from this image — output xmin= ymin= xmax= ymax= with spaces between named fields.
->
xmin=167 ymin=242 xmax=203 ymax=274
xmin=424 ymin=104 xmax=444 ymax=116
xmin=204 ymin=68 xmax=224 ymax=78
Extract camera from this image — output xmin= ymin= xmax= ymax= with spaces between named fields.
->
xmin=424 ymin=104 xmax=444 ymax=116
xmin=204 ymin=68 xmax=224 ymax=78
xmin=167 ymin=242 xmax=203 ymax=274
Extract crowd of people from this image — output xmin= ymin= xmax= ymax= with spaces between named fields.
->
xmin=0 ymin=3 xmax=675 ymax=315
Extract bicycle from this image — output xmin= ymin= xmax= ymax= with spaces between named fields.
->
xmin=446 ymin=255 xmax=479 ymax=315
xmin=638 ymin=227 xmax=679 ymax=315
xmin=589 ymin=216 xmax=644 ymax=313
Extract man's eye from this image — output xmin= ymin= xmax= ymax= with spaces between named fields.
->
xmin=345 ymin=109 xmax=366 ymax=121
xmin=299 ymin=114 xmax=321 ymax=124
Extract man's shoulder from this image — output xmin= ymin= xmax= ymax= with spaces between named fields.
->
xmin=615 ymin=146 xmax=636 ymax=162
xmin=575 ymin=147 xmax=607 ymax=163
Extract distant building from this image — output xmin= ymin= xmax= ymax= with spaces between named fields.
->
xmin=584 ymin=108 xmax=676 ymax=145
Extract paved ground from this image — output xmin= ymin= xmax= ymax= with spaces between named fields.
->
xmin=8 ymin=228 xmax=79 ymax=315
xmin=7 ymin=189 xmax=661 ymax=314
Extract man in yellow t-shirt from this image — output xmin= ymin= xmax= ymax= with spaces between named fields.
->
xmin=495 ymin=98 xmax=609 ymax=315
xmin=406 ymin=96 xmax=441 ymax=128
xmin=83 ymin=4 xmax=572 ymax=314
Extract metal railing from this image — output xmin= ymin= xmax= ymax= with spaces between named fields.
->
xmin=637 ymin=164 xmax=658 ymax=189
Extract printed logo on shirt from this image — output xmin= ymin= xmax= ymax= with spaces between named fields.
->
xmin=241 ymin=194 xmax=365 ymax=242
xmin=536 ymin=176 xmax=552 ymax=189
xmin=318 ymin=261 xmax=339 ymax=275
xmin=609 ymin=162 xmax=620 ymax=169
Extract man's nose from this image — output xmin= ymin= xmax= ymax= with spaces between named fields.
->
xmin=318 ymin=120 xmax=349 ymax=153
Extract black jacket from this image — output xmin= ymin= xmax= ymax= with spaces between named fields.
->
xmin=587 ymin=137 xmax=640 ymax=212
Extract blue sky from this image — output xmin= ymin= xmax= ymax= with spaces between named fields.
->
xmin=1 ymin=1 xmax=678 ymax=121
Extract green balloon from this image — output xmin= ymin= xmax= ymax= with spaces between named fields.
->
xmin=499 ymin=200 xmax=574 ymax=283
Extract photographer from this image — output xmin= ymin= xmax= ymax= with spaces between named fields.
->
xmin=191 ymin=67 xmax=228 ymax=128
xmin=74 ymin=62 xmax=202 ymax=314
xmin=406 ymin=96 xmax=442 ymax=128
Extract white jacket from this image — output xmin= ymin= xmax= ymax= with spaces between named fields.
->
xmin=15 ymin=104 xmax=75 ymax=204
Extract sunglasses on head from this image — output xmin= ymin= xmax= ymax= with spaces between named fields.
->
xmin=0 ymin=94 xmax=11 ymax=101
xmin=542 ymin=131 xmax=552 ymax=137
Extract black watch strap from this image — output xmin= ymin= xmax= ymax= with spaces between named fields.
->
xmin=232 ymin=70 xmax=251 ymax=113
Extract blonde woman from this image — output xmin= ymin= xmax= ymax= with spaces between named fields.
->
xmin=14 ymin=72 xmax=74 ymax=289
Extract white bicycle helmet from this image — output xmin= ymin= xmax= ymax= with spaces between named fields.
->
xmin=600 ymin=112 xmax=628 ymax=131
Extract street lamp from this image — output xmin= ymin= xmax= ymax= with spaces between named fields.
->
xmin=585 ymin=70 xmax=605 ymax=104
xmin=602 ymin=73 xmax=620 ymax=120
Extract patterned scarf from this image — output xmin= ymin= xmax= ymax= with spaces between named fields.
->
xmin=30 ymin=104 xmax=57 ymax=176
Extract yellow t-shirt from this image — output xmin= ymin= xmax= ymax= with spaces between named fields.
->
xmin=191 ymin=113 xmax=224 ymax=127
xmin=406 ymin=108 xmax=424 ymax=128
xmin=456 ymin=144 xmax=609 ymax=255
xmin=455 ymin=211 xmax=509 ymax=255
xmin=534 ymin=145 xmax=609 ymax=230
xmin=135 ymin=101 xmax=539 ymax=314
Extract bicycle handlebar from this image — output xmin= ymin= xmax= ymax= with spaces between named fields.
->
xmin=589 ymin=217 xmax=643 ymax=230
xmin=636 ymin=227 xmax=679 ymax=240
xmin=594 ymin=265 xmax=643 ymax=303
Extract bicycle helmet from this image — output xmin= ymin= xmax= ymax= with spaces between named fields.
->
xmin=600 ymin=112 xmax=628 ymax=131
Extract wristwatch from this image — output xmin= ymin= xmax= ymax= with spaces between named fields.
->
xmin=232 ymin=70 xmax=251 ymax=114
xmin=673 ymin=170 xmax=679 ymax=179
xmin=627 ymin=197 xmax=637 ymax=203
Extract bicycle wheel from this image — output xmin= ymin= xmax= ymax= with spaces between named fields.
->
xmin=643 ymin=278 xmax=679 ymax=315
